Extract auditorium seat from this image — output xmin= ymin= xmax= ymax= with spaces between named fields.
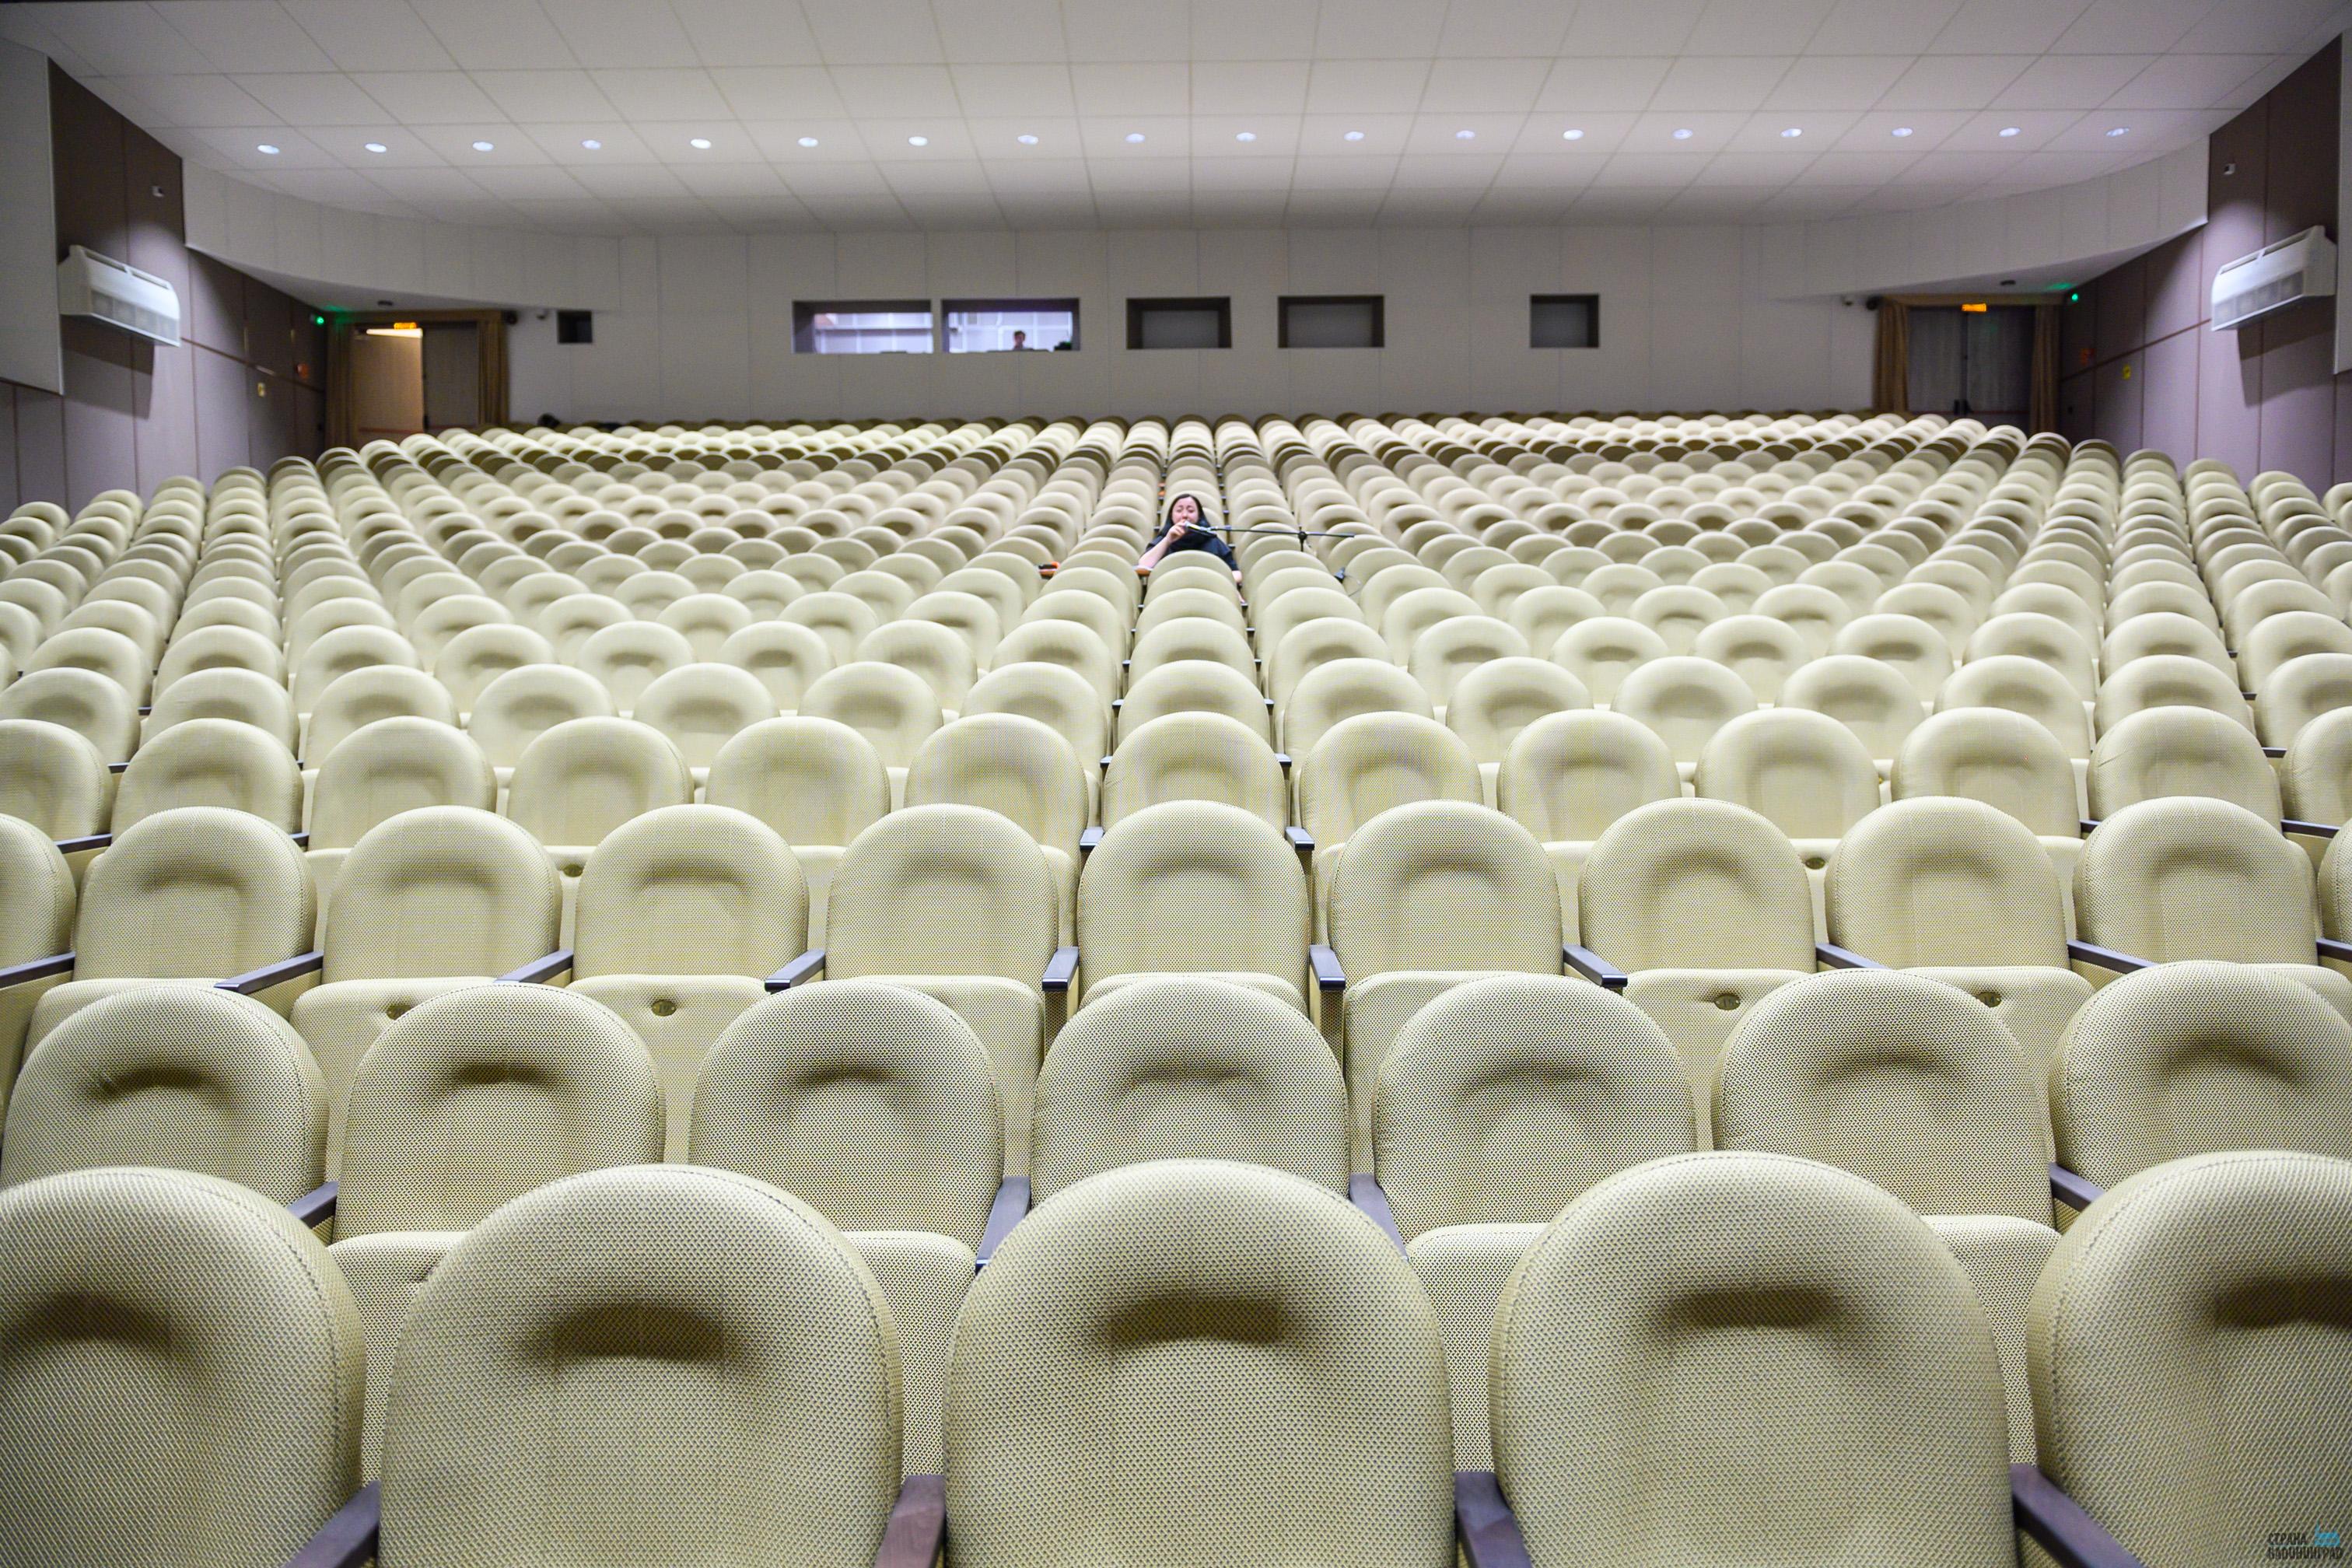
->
xmin=110 ymin=716 xmax=301 ymax=833
xmin=504 ymin=716 xmax=693 ymax=937
xmin=1073 ymin=800 xmax=1309 ymax=1010
xmin=705 ymin=716 xmax=890 ymax=944
xmin=1297 ymin=712 xmax=1482 ymax=923
xmin=1696 ymin=709 xmax=1881 ymax=936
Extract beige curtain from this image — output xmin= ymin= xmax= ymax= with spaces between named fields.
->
xmin=1872 ymin=301 xmax=1909 ymax=415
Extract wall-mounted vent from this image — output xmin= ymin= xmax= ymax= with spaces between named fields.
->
xmin=2212 ymin=226 xmax=2336 ymax=331
xmin=57 ymin=244 xmax=180 ymax=346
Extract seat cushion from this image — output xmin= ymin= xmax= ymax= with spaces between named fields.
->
xmin=292 ymin=977 xmax=491 ymax=1175
xmin=571 ymin=974 xmax=767 ymax=1157
xmin=1620 ymin=968 xmax=1808 ymax=1146
xmin=853 ymin=975 xmax=1045 ymax=1176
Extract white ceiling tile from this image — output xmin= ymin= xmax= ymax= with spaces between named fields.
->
xmin=1086 ymin=158 xmax=1189 ymax=192
xmin=1509 ymin=113 xmax=1641 ymax=154
xmin=565 ymin=160 xmax=693 ymax=197
xmin=1925 ymin=0 xmax=2095 ymax=54
xmin=1189 ymin=61 xmax=1311 ymax=115
xmin=1291 ymin=153 xmax=1402 ymax=189
xmin=1388 ymin=152 xmax=1502 ymax=186
xmin=669 ymin=0 xmax=823 ymax=66
xmin=189 ymin=122 xmax=338 ymax=166
xmin=1314 ymin=0 xmax=1448 ymax=59
xmin=1762 ymin=54 xmax=1913 ymax=110
xmin=1188 ymin=116 xmax=1303 ymax=155
xmin=1724 ymin=110 xmax=1858 ymax=149
xmin=966 ymin=117 xmax=1087 ymax=154
xmin=2049 ymin=0 xmax=2217 ymax=53
xmin=1557 ymin=0 xmax=1711 ymax=55
xmin=280 ymin=0 xmax=456 ymax=72
xmin=472 ymin=70 xmax=621 ymax=123
xmin=1403 ymin=113 xmax=1528 ymax=155
xmin=542 ymin=0 xmax=699 ymax=68
xmin=1189 ymin=156 xmax=1294 ymax=191
xmin=1297 ymin=113 xmax=1417 ymax=152
xmin=948 ymin=64 xmax=1076 ymax=117
xmin=404 ymin=0 xmax=577 ymax=68
xmin=1304 ymin=60 xmax=1431 ymax=114
xmin=590 ymin=68 xmax=733 ymax=120
xmin=1649 ymin=55 xmax=1797 ymax=112
xmin=411 ymin=121 xmax=551 ymax=163
xmin=520 ymin=122 xmax=660 ymax=162
xmin=1191 ymin=0 xmax=1321 ymax=59
xmin=1419 ymin=59 xmax=1551 ymax=114
xmin=96 ymin=72 xmax=279 ymax=127
xmin=229 ymin=71 xmax=389 ymax=124
xmin=800 ymin=0 xmax=943 ymax=65
xmin=322 ymin=124 xmax=449 ymax=166
xmin=1076 ymin=115 xmax=1192 ymax=156
xmin=1071 ymin=62 xmax=1190 ymax=116
xmin=775 ymin=160 xmax=893 ymax=195
xmin=740 ymin=119 xmax=873 ymax=159
xmin=2102 ymin=52 xmax=2273 ymax=107
xmin=927 ymin=0 xmax=1065 ymax=62
xmin=1946 ymin=108 xmax=2088 ymax=148
xmin=348 ymin=70 xmax=503 ymax=121
xmin=348 ymin=163 xmax=485 ymax=199
xmin=1626 ymin=110 xmax=1752 ymax=149
xmin=858 ymin=121 xmax=978 ymax=159
xmin=0 ymin=7 xmax=101 ymax=76
xmin=1686 ymin=151 xmax=1814 ymax=184
xmin=1055 ymin=0 xmax=1184 ymax=61
xmin=831 ymin=64 xmax=958 ymax=117
xmin=1876 ymin=54 xmax=2036 ymax=109
xmin=2172 ymin=0 xmax=2343 ymax=54
xmin=1683 ymin=0 xmax=1840 ymax=54
xmin=1829 ymin=110 xmax=1972 ymax=149
xmin=1993 ymin=54 xmax=2156 ymax=108
xmin=464 ymin=163 xmax=593 ymax=198
xmin=1790 ymin=149 xmax=1923 ymax=182
xmin=982 ymin=157 xmax=1090 ymax=193
xmin=2042 ymin=105 xmax=2207 ymax=147
xmin=1434 ymin=0 xmax=1575 ymax=57
xmin=709 ymin=68 xmax=843 ymax=120
xmin=250 ymin=166 xmax=387 ymax=204
xmin=647 ymin=124 xmax=763 ymax=163
xmin=1808 ymin=0 xmax=1966 ymax=53
xmin=1532 ymin=57 xmax=1674 ymax=113
xmin=156 ymin=2 xmax=337 ymax=72
xmin=31 ymin=2 xmax=214 ymax=74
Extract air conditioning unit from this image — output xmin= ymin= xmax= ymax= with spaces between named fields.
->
xmin=56 ymin=244 xmax=181 ymax=347
xmin=2211 ymin=226 xmax=2336 ymax=331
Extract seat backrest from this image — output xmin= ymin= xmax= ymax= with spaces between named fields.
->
xmin=798 ymin=660 xmax=943 ymax=769
xmin=337 ymin=984 xmax=663 ymax=1235
xmin=293 ymin=625 xmax=420 ymax=712
xmin=1374 ymin=973 xmax=1692 ymax=1238
xmin=1825 ymin=796 xmax=2069 ymax=966
xmin=944 ymin=1158 xmax=1454 ymax=1568
xmin=1715 ymin=970 xmax=2052 ymax=1221
xmin=1442 ymin=656 xmax=1591 ymax=765
xmin=0 ymin=666 xmax=139 ymax=761
xmin=1967 ymin=611 xmax=2098 ymax=698
xmin=2256 ymin=651 xmax=2352 ymax=747
xmin=1327 ymin=799 xmax=1562 ymax=977
xmin=143 ymin=667 xmax=298 ymax=751
xmin=376 ymin=1164 xmax=905 ymax=1565
xmin=905 ymin=712 xmax=1089 ymax=850
xmin=1297 ymin=712 xmax=1482 ymax=848
xmin=1580 ymin=799 xmax=1815 ymax=971
xmin=310 ymin=717 xmax=496 ymax=851
xmin=324 ymin=805 xmax=560 ymax=980
xmin=1033 ymin=978 xmax=1347 ymax=1201
xmin=1265 ymin=616 xmax=1390 ymax=712
xmin=1405 ymin=614 xmax=1529 ymax=705
xmin=75 ymin=805 xmax=313 ymax=979
xmin=689 ymin=981 xmax=1003 ymax=1248
xmin=573 ymin=804 xmax=806 ymax=977
xmin=506 ymin=716 xmax=692 ymax=845
xmin=1280 ymin=656 xmax=1432 ymax=757
xmin=828 ymin=804 xmax=1058 ymax=981
xmin=0 ymin=1166 xmax=361 ymax=1568
xmin=0 ymin=717 xmax=109 ymax=837
xmin=706 ymin=716 xmax=891 ymax=847
xmin=2288 ymin=705 xmax=2352 ymax=825
xmin=2075 ymin=797 xmax=2317 ymax=962
xmin=1938 ymin=654 xmax=2092 ymax=758
xmin=1694 ymin=709 xmax=1881 ymax=842
xmin=2050 ymin=961 xmax=2352 ymax=1188
xmin=630 ymin=662 xmax=777 ymax=770
xmin=1076 ymin=801 xmax=1308 ymax=994
xmin=989 ymin=617 xmax=1119 ymax=706
xmin=0 ymin=812 xmax=72 ymax=971
xmin=1100 ymin=711 xmax=1287 ymax=829
xmin=112 ymin=716 xmax=302 ymax=833
xmin=716 ymin=619 xmax=836 ymax=711
xmin=1549 ymin=615 xmax=1668 ymax=705
xmin=2092 ymin=652 xmax=2253 ymax=736
xmin=2028 ymin=1150 xmax=2352 ymax=1568
xmin=0 ymin=987 xmax=324 ymax=1201
xmin=2088 ymin=704 xmax=2280 ymax=824
xmin=304 ymin=666 xmax=457 ymax=766
xmin=1116 ymin=659 xmax=1271 ymax=744
xmin=1780 ymin=653 xmax=1923 ymax=761
xmin=1611 ymin=654 xmax=1757 ymax=764
xmin=859 ymin=618 xmax=978 ymax=712
xmin=576 ymin=620 xmax=694 ymax=709
xmin=1491 ymin=1151 xmax=2015 ymax=1568
xmin=1892 ymin=707 xmax=2081 ymax=837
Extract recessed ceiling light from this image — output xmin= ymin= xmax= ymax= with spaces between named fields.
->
xmin=797 ymin=136 xmax=819 ymax=148
xmin=907 ymin=135 xmax=928 ymax=146
xmin=1343 ymin=129 xmax=1365 ymax=142
xmin=2105 ymin=124 xmax=2130 ymax=137
xmin=471 ymin=140 xmax=495 ymax=152
xmin=1125 ymin=131 xmax=1145 ymax=143
xmin=1016 ymin=133 xmax=1038 ymax=145
xmin=1235 ymin=130 xmax=1256 ymax=142
xmin=1671 ymin=128 xmax=1693 ymax=140
xmin=1562 ymin=128 xmax=1584 ymax=141
xmin=579 ymin=138 xmax=601 ymax=150
xmin=1454 ymin=128 xmax=1476 ymax=139
xmin=1891 ymin=126 xmax=1914 ymax=138
xmin=689 ymin=136 xmax=713 ymax=149
xmin=363 ymin=142 xmax=387 ymax=153
xmin=1780 ymin=127 xmax=1803 ymax=138
xmin=257 ymin=143 xmax=280 ymax=155
xmin=1998 ymin=126 xmax=2021 ymax=138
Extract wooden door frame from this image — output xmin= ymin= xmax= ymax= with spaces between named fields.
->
xmin=325 ymin=307 xmax=509 ymax=448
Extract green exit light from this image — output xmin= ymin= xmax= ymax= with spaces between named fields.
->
xmin=2068 ymin=292 xmax=2081 ymax=303
xmin=312 ymin=313 xmax=327 ymax=325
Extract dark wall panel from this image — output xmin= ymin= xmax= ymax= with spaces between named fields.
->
xmin=2265 ymin=48 xmax=2338 ymax=243
xmin=49 ymin=71 xmax=124 ymax=261
xmin=2094 ymin=256 xmax=2145 ymax=367
xmin=0 ymin=388 xmax=16 ymax=513
xmin=187 ymin=251 xmax=247 ymax=360
xmin=2140 ymin=328 xmax=2200 ymax=460
xmin=15 ymin=386 xmax=66 ymax=505
xmin=192 ymin=346 xmax=250 ymax=480
xmin=135 ymin=340 xmax=198 ymax=495
xmin=2094 ymin=355 xmax=2144 ymax=453
xmin=2259 ymin=324 xmax=2337 ymax=481
xmin=2141 ymin=231 xmax=2203 ymax=342
xmin=2196 ymin=322 xmax=2264 ymax=475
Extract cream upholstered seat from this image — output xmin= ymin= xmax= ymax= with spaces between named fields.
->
xmin=1327 ymin=800 xmax=1563 ymax=1170
xmin=824 ymin=803 xmax=1059 ymax=1175
xmin=2256 ymin=651 xmax=2352 ymax=748
xmin=1 ymin=987 xmax=324 ymax=1204
xmin=1611 ymin=653 xmax=1756 ymax=782
xmin=989 ymin=617 xmax=1121 ymax=708
xmin=1073 ymin=800 xmax=1311 ymax=1010
xmin=2076 ymin=796 xmax=2352 ymax=1021
xmin=1894 ymin=706 xmax=2088 ymax=928
xmin=1490 ymin=1151 xmax=2018 ymax=1568
xmin=373 ymin=1164 xmax=912 ymax=1565
xmin=705 ymin=716 xmax=890 ymax=945
xmin=0 ymin=716 xmax=110 ymax=839
xmin=1577 ymin=798 xmax=1815 ymax=1143
xmin=1296 ymin=712 xmax=1482 ymax=927
xmin=570 ymin=804 xmax=807 ymax=1155
xmin=1 ymin=666 xmax=139 ymax=762
xmin=1126 ymin=618 xmax=1255 ymax=688
xmin=716 ymin=619 xmax=835 ymax=712
xmin=29 ymin=806 xmax=314 ymax=1048
xmin=291 ymin=805 xmax=561 ymax=1171
xmin=334 ymin=984 xmax=661 ymax=1237
xmin=800 ymin=660 xmax=943 ymax=807
xmin=110 ymin=716 xmax=302 ymax=833
xmin=1823 ymin=796 xmax=2092 ymax=1076
xmin=302 ymin=666 xmax=457 ymax=768
xmin=0 ymin=1167 xmax=362 ymax=1568
xmin=0 ymin=814 xmax=74 ymax=1122
xmin=1696 ymin=709 xmax=1882 ymax=937
xmin=2028 ymin=1150 xmax=2352 ymax=1568
xmin=304 ymin=716 xmax=495 ymax=919
xmin=292 ymin=625 xmax=419 ymax=716
xmin=2086 ymin=705 xmax=2280 ymax=823
xmin=690 ymin=979 xmax=1002 ymax=1248
xmin=1117 ymin=658 xmax=1272 ymax=746
xmin=2092 ymin=653 xmax=2253 ymax=735
xmin=505 ymin=716 xmax=692 ymax=940
xmin=905 ymin=713 xmax=1089 ymax=941
xmin=576 ymin=619 xmax=692 ymax=711
xmin=1101 ymin=711 xmax=1288 ymax=829
xmin=1782 ymin=653 xmax=1926 ymax=772
xmin=1032 ymin=977 xmax=1346 ymax=1200
xmin=629 ymin=662 xmax=776 ymax=779
xmin=2049 ymin=961 xmax=2352 ymax=1191
xmin=143 ymin=667 xmax=298 ymax=752
xmin=945 ymin=1158 xmax=1454 ymax=1568
xmin=1279 ymin=656 xmax=1431 ymax=758
xmin=1442 ymin=656 xmax=1591 ymax=805
xmin=1265 ymin=617 xmax=1390 ymax=715
xmin=859 ymin=618 xmax=978 ymax=714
